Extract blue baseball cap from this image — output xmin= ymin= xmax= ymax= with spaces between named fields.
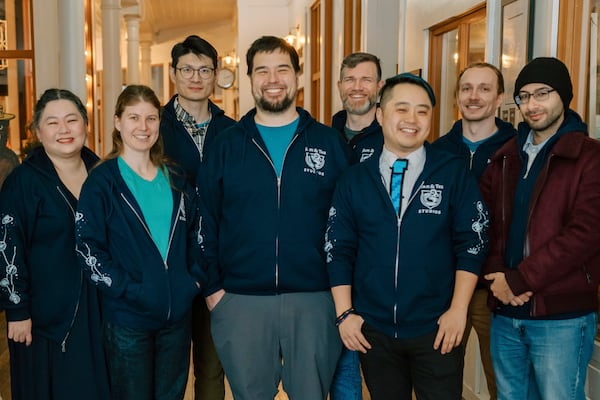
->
xmin=380 ymin=72 xmax=436 ymax=107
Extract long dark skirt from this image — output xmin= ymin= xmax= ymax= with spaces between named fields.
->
xmin=8 ymin=282 xmax=110 ymax=400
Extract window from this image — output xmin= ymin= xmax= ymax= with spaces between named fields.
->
xmin=428 ymin=4 xmax=486 ymax=139
xmin=0 ymin=0 xmax=34 ymax=157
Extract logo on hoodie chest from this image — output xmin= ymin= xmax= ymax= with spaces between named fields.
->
xmin=359 ymin=148 xmax=375 ymax=162
xmin=417 ymin=183 xmax=443 ymax=215
xmin=304 ymin=147 xmax=326 ymax=176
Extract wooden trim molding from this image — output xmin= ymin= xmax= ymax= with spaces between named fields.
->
xmin=557 ymin=0 xmax=587 ymax=116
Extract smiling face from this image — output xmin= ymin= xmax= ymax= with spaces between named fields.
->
xmin=517 ymin=82 xmax=565 ymax=141
xmin=338 ymin=61 xmax=383 ymax=116
xmin=114 ymin=100 xmax=160 ymax=156
xmin=35 ymin=99 xmax=87 ymax=160
xmin=377 ymin=83 xmax=432 ymax=158
xmin=250 ymin=49 xmax=298 ymax=113
xmin=456 ymin=66 xmax=504 ymax=123
xmin=170 ymin=53 xmax=216 ymax=106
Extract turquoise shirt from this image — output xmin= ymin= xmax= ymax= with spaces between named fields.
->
xmin=256 ymin=118 xmax=299 ymax=177
xmin=462 ymin=130 xmax=499 ymax=152
xmin=118 ymin=157 xmax=173 ymax=261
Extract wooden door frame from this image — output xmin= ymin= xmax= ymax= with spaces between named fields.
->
xmin=428 ymin=3 xmax=486 ymax=141
xmin=557 ymin=0 xmax=587 ymax=117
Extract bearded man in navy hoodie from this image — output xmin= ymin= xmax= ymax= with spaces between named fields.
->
xmin=197 ymin=36 xmax=352 ymax=400
xmin=326 ymin=73 xmax=489 ymax=399
xmin=482 ymin=57 xmax=600 ymax=400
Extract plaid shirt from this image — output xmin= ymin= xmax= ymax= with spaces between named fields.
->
xmin=174 ymin=97 xmax=212 ymax=160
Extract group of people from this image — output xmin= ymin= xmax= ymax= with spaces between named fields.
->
xmin=0 ymin=31 xmax=598 ymax=400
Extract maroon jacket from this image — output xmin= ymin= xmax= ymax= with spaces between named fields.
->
xmin=480 ymin=127 xmax=600 ymax=317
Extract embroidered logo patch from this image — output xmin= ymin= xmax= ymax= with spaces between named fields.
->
xmin=304 ymin=147 xmax=326 ymax=176
xmin=416 ymin=184 xmax=444 ymax=215
xmin=359 ymin=148 xmax=375 ymax=162
xmin=419 ymin=184 xmax=442 ymax=211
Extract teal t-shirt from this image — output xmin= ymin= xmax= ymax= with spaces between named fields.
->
xmin=462 ymin=130 xmax=498 ymax=152
xmin=118 ymin=157 xmax=173 ymax=261
xmin=256 ymin=118 xmax=299 ymax=177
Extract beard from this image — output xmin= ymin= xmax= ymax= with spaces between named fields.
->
xmin=342 ymin=95 xmax=376 ymax=116
xmin=256 ymin=95 xmax=295 ymax=113
xmin=255 ymin=87 xmax=297 ymax=113
xmin=523 ymin=108 xmax=564 ymax=134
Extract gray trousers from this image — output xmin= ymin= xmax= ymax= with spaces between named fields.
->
xmin=210 ymin=291 xmax=342 ymax=400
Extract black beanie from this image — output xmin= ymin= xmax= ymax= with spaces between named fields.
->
xmin=513 ymin=57 xmax=573 ymax=110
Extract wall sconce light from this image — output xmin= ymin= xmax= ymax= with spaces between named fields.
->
xmin=221 ymin=50 xmax=238 ymax=68
xmin=284 ymin=24 xmax=304 ymax=50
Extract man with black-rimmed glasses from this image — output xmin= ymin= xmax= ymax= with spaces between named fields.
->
xmin=482 ymin=57 xmax=600 ymax=400
xmin=161 ymin=34 xmax=235 ymax=400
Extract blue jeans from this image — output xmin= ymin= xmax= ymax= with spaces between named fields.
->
xmin=330 ymin=347 xmax=363 ymax=400
xmin=103 ymin=314 xmax=192 ymax=400
xmin=491 ymin=313 xmax=597 ymax=400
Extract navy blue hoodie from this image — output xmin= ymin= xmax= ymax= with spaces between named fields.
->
xmin=432 ymin=117 xmax=517 ymax=180
xmin=75 ymin=158 xmax=203 ymax=329
xmin=0 ymin=146 xmax=99 ymax=343
xmin=161 ymin=95 xmax=236 ymax=183
xmin=198 ymin=107 xmax=353 ymax=296
xmin=326 ymin=143 xmax=489 ymax=339
xmin=331 ymin=109 xmax=383 ymax=163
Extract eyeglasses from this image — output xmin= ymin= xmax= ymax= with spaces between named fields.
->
xmin=514 ymin=88 xmax=556 ymax=105
xmin=175 ymin=66 xmax=215 ymax=80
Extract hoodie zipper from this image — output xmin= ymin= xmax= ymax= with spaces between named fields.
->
xmin=251 ymin=135 xmax=299 ymax=290
xmin=120 ymin=192 xmax=181 ymax=321
xmin=56 ymin=186 xmax=82 ymax=353
xmin=391 ymin=181 xmax=423 ymax=337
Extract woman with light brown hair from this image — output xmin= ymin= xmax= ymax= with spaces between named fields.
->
xmin=76 ymin=85 xmax=204 ymax=399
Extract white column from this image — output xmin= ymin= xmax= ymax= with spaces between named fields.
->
xmin=101 ymin=0 xmax=122 ymax=156
xmin=140 ymin=33 xmax=153 ymax=86
xmin=32 ymin=0 xmax=59 ymax=98
xmin=125 ymin=14 xmax=141 ymax=85
xmin=57 ymin=0 xmax=86 ymax=101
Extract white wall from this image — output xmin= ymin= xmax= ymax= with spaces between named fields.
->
xmin=237 ymin=0 xmax=290 ymax=115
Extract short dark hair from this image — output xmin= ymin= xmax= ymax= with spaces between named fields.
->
xmin=379 ymin=73 xmax=436 ymax=108
xmin=246 ymin=36 xmax=300 ymax=76
xmin=340 ymin=52 xmax=382 ymax=81
xmin=171 ymin=35 xmax=218 ymax=69
xmin=455 ymin=62 xmax=505 ymax=96
xmin=30 ymin=88 xmax=88 ymax=132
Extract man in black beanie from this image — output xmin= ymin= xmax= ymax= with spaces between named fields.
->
xmin=481 ymin=57 xmax=600 ymax=399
